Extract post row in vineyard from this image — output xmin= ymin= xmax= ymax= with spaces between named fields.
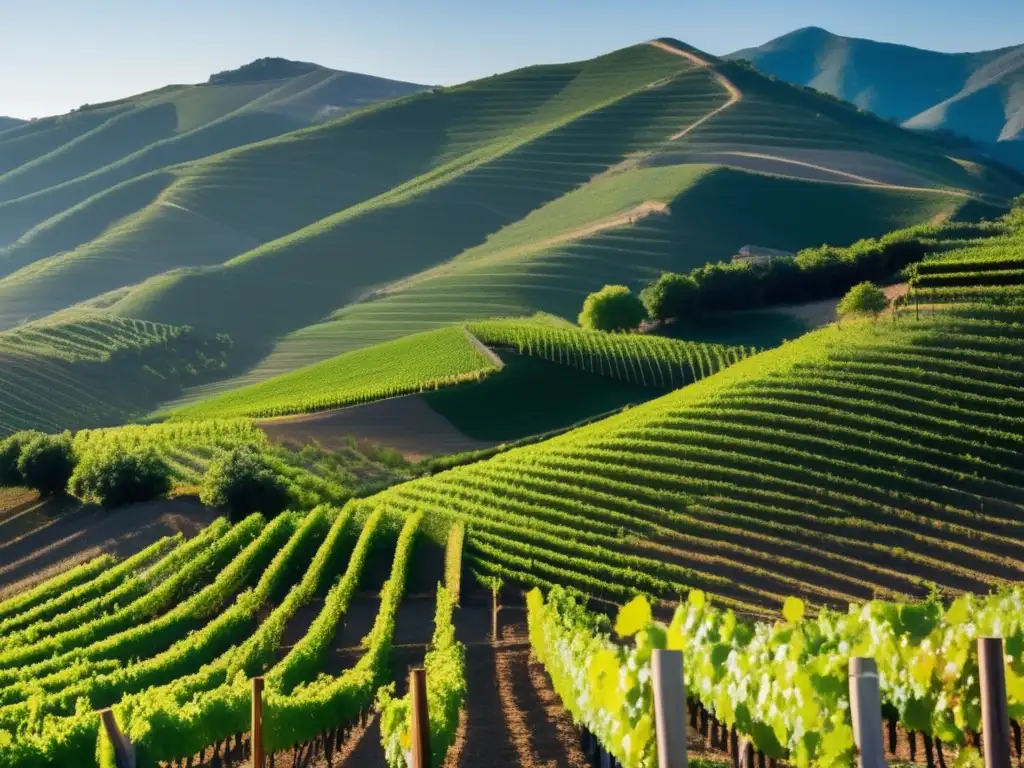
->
xmin=647 ymin=638 xmax=1014 ymax=768
xmin=100 ymin=669 xmax=434 ymax=768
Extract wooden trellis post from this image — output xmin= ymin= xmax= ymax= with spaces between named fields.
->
xmin=99 ymin=709 xmax=136 ymax=768
xmin=652 ymin=649 xmax=688 ymax=768
xmin=849 ymin=658 xmax=887 ymax=768
xmin=410 ymin=668 xmax=431 ymax=768
xmin=979 ymin=637 xmax=1011 ymax=768
xmin=252 ymin=676 xmax=265 ymax=768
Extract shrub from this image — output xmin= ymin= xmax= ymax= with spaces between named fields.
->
xmin=200 ymin=446 xmax=291 ymax=521
xmin=68 ymin=445 xmax=173 ymax=508
xmin=0 ymin=430 xmax=43 ymax=486
xmin=17 ymin=434 xmax=76 ymax=496
xmin=578 ymin=285 xmax=646 ymax=332
xmin=837 ymin=281 xmax=888 ymax=318
xmin=640 ymin=273 xmax=700 ymax=322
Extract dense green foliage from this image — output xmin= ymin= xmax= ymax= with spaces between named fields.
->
xmin=0 ymin=430 xmax=41 ymax=485
xmin=199 ymin=445 xmax=292 ymax=521
xmin=68 ymin=444 xmax=172 ymax=507
xmin=17 ymin=432 xmax=75 ymax=495
xmin=0 ymin=556 xmax=116 ymax=623
xmin=909 ymin=205 xmax=1024 ymax=305
xmin=578 ymin=285 xmax=647 ymax=332
xmin=640 ymin=273 xmax=699 ymax=322
xmin=837 ymin=281 xmax=888 ymax=317
xmin=638 ymin=219 xmax=997 ymax=323
xmin=530 ymin=585 xmax=1024 ymax=767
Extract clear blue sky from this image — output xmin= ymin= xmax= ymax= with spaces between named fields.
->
xmin=3 ymin=0 xmax=1021 ymax=119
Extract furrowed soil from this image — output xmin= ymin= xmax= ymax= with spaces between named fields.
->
xmin=258 ymin=394 xmax=494 ymax=461
xmin=0 ymin=494 xmax=219 ymax=598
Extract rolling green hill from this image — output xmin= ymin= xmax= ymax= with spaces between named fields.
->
xmin=245 ymin=164 xmax=979 ymax=375
xmin=0 ymin=312 xmax=234 ymax=436
xmin=0 ymin=117 xmax=24 ymax=134
xmin=728 ymin=27 xmax=1024 ymax=148
xmin=0 ymin=38 xmax=1021 ymax=437
xmin=85 ymin=42 xmax=1019 ymax=365
xmin=0 ymin=61 xmax=424 ymax=248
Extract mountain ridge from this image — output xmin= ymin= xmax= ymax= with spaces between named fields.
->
xmin=727 ymin=27 xmax=1024 ymax=147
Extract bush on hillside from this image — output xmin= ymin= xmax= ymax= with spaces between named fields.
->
xmin=837 ymin=282 xmax=888 ymax=319
xmin=68 ymin=445 xmax=173 ymax=508
xmin=637 ymin=219 xmax=1002 ymax=323
xmin=200 ymin=445 xmax=291 ymax=522
xmin=640 ymin=273 xmax=700 ymax=322
xmin=578 ymin=285 xmax=646 ymax=332
xmin=17 ymin=434 xmax=76 ymax=496
xmin=0 ymin=430 xmax=43 ymax=486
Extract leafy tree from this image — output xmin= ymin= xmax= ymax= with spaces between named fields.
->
xmin=578 ymin=285 xmax=646 ymax=332
xmin=0 ymin=430 xmax=43 ymax=486
xmin=640 ymin=273 xmax=700 ymax=322
xmin=837 ymin=281 xmax=888 ymax=319
xmin=200 ymin=445 xmax=292 ymax=521
xmin=17 ymin=434 xmax=76 ymax=496
xmin=68 ymin=445 xmax=172 ymax=508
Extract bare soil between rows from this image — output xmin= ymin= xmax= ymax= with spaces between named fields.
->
xmin=0 ymin=494 xmax=219 ymax=599
xmin=258 ymin=394 xmax=495 ymax=461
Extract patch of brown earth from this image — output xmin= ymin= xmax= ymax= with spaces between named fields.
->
xmin=258 ymin=395 xmax=494 ymax=462
xmin=0 ymin=495 xmax=219 ymax=598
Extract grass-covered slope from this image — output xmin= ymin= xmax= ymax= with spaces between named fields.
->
xmin=0 ymin=313 xmax=234 ymax=436
xmin=256 ymin=164 xmax=974 ymax=371
xmin=0 ymin=64 xmax=424 ymax=246
xmin=164 ymin=327 xmax=499 ymax=421
xmin=368 ymin=308 xmax=1024 ymax=614
xmin=0 ymin=44 xmax=702 ymax=330
xmin=728 ymin=26 xmax=1024 ymax=145
xmin=0 ymin=118 xmax=23 ymax=134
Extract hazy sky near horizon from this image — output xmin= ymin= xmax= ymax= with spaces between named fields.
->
xmin=2 ymin=0 xmax=1021 ymax=119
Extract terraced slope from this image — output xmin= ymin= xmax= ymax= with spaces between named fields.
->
xmin=261 ymin=164 xmax=974 ymax=371
xmin=0 ymin=63 xmax=424 ymax=247
xmin=0 ymin=44 xmax=702 ymax=331
xmin=729 ymin=26 xmax=1024 ymax=145
xmin=0 ymin=312 xmax=234 ymax=436
xmin=910 ymin=204 xmax=1024 ymax=304
xmin=368 ymin=307 xmax=1024 ymax=615
xmin=131 ymin=39 xmax=1017 ymax=383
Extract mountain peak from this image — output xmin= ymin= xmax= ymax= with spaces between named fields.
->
xmin=207 ymin=57 xmax=323 ymax=85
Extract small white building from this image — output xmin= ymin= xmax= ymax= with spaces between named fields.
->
xmin=732 ymin=245 xmax=794 ymax=265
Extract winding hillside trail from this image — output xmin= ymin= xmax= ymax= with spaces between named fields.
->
xmin=647 ymin=40 xmax=743 ymax=140
xmin=702 ymin=150 xmax=973 ymax=194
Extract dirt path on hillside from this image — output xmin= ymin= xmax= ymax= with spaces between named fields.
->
xmin=648 ymin=40 xmax=743 ymax=140
xmin=259 ymin=394 xmax=495 ymax=461
xmin=0 ymin=495 xmax=219 ymax=598
xmin=444 ymin=598 xmax=588 ymax=768
xmin=769 ymin=282 xmax=912 ymax=328
xmin=464 ymin=328 xmax=505 ymax=369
